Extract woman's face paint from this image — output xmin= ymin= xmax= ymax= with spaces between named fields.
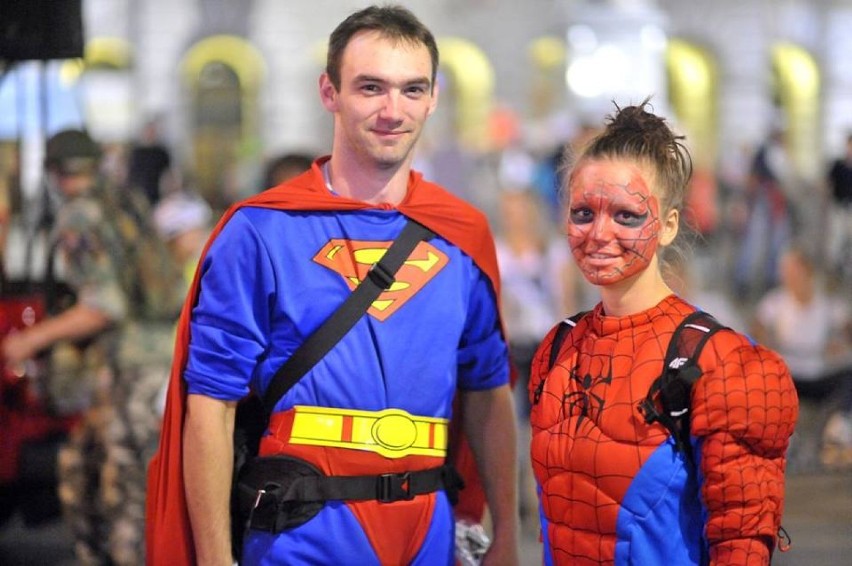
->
xmin=565 ymin=159 xmax=662 ymax=286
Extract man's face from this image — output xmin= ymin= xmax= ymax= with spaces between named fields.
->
xmin=320 ymin=31 xmax=437 ymax=170
xmin=565 ymin=159 xmax=664 ymax=286
xmin=49 ymin=159 xmax=97 ymax=198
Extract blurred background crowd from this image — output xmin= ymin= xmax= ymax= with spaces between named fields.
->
xmin=1 ymin=0 xmax=851 ymax=564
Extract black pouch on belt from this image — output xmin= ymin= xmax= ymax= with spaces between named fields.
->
xmin=234 ymin=455 xmax=326 ymax=541
xmin=234 ymin=455 xmax=462 ymax=541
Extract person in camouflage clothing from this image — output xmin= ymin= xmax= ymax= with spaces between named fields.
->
xmin=1 ymin=129 xmax=179 ymax=565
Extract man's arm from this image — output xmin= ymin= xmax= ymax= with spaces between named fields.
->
xmin=1 ymin=303 xmax=111 ymax=365
xmin=461 ymin=384 xmax=520 ymax=566
xmin=184 ymin=393 xmax=238 ymax=566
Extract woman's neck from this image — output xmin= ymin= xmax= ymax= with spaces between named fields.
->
xmin=598 ymin=262 xmax=674 ymax=317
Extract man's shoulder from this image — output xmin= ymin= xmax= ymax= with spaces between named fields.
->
xmin=414 ymin=179 xmax=494 ymax=238
xmin=416 ymin=176 xmax=481 ymax=208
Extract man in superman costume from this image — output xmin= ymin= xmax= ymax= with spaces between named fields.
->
xmin=146 ymin=6 xmax=519 ymax=565
xmin=528 ymin=101 xmax=798 ymax=566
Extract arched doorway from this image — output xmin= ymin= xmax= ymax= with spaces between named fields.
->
xmin=666 ymin=38 xmax=718 ymax=167
xmin=527 ymin=36 xmax=567 ymax=121
xmin=771 ymin=42 xmax=820 ymax=180
xmin=666 ymin=38 xmax=719 ymax=235
xmin=78 ymin=36 xmax=135 ymax=143
xmin=181 ymin=35 xmax=265 ymax=209
xmin=435 ymin=37 xmax=494 ymax=152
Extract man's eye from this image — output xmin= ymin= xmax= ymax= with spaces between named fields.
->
xmin=405 ymin=85 xmax=427 ymax=96
xmin=361 ymin=84 xmax=381 ymax=93
xmin=569 ymin=208 xmax=593 ymax=224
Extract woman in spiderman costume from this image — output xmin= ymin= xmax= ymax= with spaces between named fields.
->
xmin=528 ymin=100 xmax=799 ymax=565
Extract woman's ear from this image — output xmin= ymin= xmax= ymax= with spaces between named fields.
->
xmin=659 ymin=208 xmax=679 ymax=247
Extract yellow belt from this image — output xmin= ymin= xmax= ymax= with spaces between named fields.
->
xmin=288 ymin=405 xmax=448 ymax=459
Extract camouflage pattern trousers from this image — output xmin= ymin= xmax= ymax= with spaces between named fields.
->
xmin=57 ymin=359 xmax=168 ymax=566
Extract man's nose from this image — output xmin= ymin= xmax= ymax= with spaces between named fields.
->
xmin=377 ymin=92 xmax=403 ymax=121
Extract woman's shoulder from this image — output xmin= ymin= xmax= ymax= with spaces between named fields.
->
xmin=692 ymin=330 xmax=797 ymax=444
xmin=698 ymin=323 xmax=792 ymax=395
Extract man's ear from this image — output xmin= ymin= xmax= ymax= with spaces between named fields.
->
xmin=427 ymin=79 xmax=439 ymax=117
xmin=660 ymin=208 xmax=679 ymax=246
xmin=319 ymin=73 xmax=338 ymax=112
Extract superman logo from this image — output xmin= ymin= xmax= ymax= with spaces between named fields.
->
xmin=313 ymin=238 xmax=449 ymax=321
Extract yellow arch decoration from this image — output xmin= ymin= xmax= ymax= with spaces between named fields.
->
xmin=58 ymin=36 xmax=134 ymax=88
xmin=58 ymin=60 xmax=85 ymax=86
xmin=666 ymin=38 xmax=718 ymax=167
xmin=529 ymin=36 xmax=566 ymax=71
xmin=436 ymin=37 xmax=494 ymax=151
xmin=527 ymin=35 xmax=566 ymax=119
xmin=85 ymin=36 xmax=133 ymax=69
xmin=771 ymin=42 xmax=820 ymax=179
xmin=181 ymin=35 xmax=266 ymax=92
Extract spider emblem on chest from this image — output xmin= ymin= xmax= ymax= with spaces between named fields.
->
xmin=562 ymin=364 xmax=613 ymax=430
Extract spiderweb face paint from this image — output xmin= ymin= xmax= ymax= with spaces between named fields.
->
xmin=566 ymin=160 xmax=661 ymax=286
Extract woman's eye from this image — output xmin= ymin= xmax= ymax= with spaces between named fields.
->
xmin=569 ymin=208 xmax=593 ymax=224
xmin=615 ymin=210 xmax=649 ymax=228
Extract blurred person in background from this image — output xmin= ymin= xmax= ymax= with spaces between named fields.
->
xmin=826 ymin=132 xmax=852 ymax=283
xmin=531 ymin=122 xmax=600 ymax=225
xmin=153 ymin=189 xmax=213 ymax=287
xmin=151 ymin=190 xmax=213 ymax=419
xmin=494 ymin=186 xmax=583 ymax=528
xmin=664 ymin=252 xmax=748 ymax=333
xmin=127 ymin=117 xmax=172 ymax=206
xmin=733 ymin=126 xmax=796 ymax=300
xmin=751 ymin=245 xmax=852 ymax=474
xmin=0 ymin=129 xmax=180 ymax=565
xmin=261 ymin=151 xmax=316 ymax=190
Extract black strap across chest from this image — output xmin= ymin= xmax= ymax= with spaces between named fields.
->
xmin=261 ymin=218 xmax=435 ymax=415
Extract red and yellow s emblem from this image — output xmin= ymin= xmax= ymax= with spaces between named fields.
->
xmin=313 ymin=239 xmax=449 ymax=321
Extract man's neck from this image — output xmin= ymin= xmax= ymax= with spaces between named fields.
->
xmin=325 ymin=155 xmax=411 ymax=206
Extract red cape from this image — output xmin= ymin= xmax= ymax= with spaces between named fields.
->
xmin=145 ymin=158 xmax=509 ymax=565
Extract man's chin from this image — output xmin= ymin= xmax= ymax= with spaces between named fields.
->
xmin=371 ymin=150 xmax=409 ymax=170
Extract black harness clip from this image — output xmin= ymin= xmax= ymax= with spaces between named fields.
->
xmin=377 ymin=471 xmax=413 ymax=503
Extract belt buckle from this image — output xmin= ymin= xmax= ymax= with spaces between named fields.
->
xmin=377 ymin=472 xmax=413 ymax=503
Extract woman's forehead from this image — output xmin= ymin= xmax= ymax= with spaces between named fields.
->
xmin=569 ymin=158 xmax=656 ymax=198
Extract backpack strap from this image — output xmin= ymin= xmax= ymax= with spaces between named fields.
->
xmin=548 ymin=312 xmax=588 ymax=370
xmin=532 ymin=311 xmax=588 ymax=405
xmin=638 ymin=310 xmax=725 ymax=464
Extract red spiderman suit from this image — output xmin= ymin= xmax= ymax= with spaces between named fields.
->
xmin=146 ymin=159 xmax=511 ymax=565
xmin=529 ymin=295 xmax=798 ymax=565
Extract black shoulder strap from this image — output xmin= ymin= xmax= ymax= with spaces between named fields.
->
xmin=638 ymin=310 xmax=725 ymax=462
xmin=548 ymin=311 xmax=589 ymax=370
xmin=532 ymin=311 xmax=588 ymax=406
xmin=261 ymin=219 xmax=435 ymax=414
